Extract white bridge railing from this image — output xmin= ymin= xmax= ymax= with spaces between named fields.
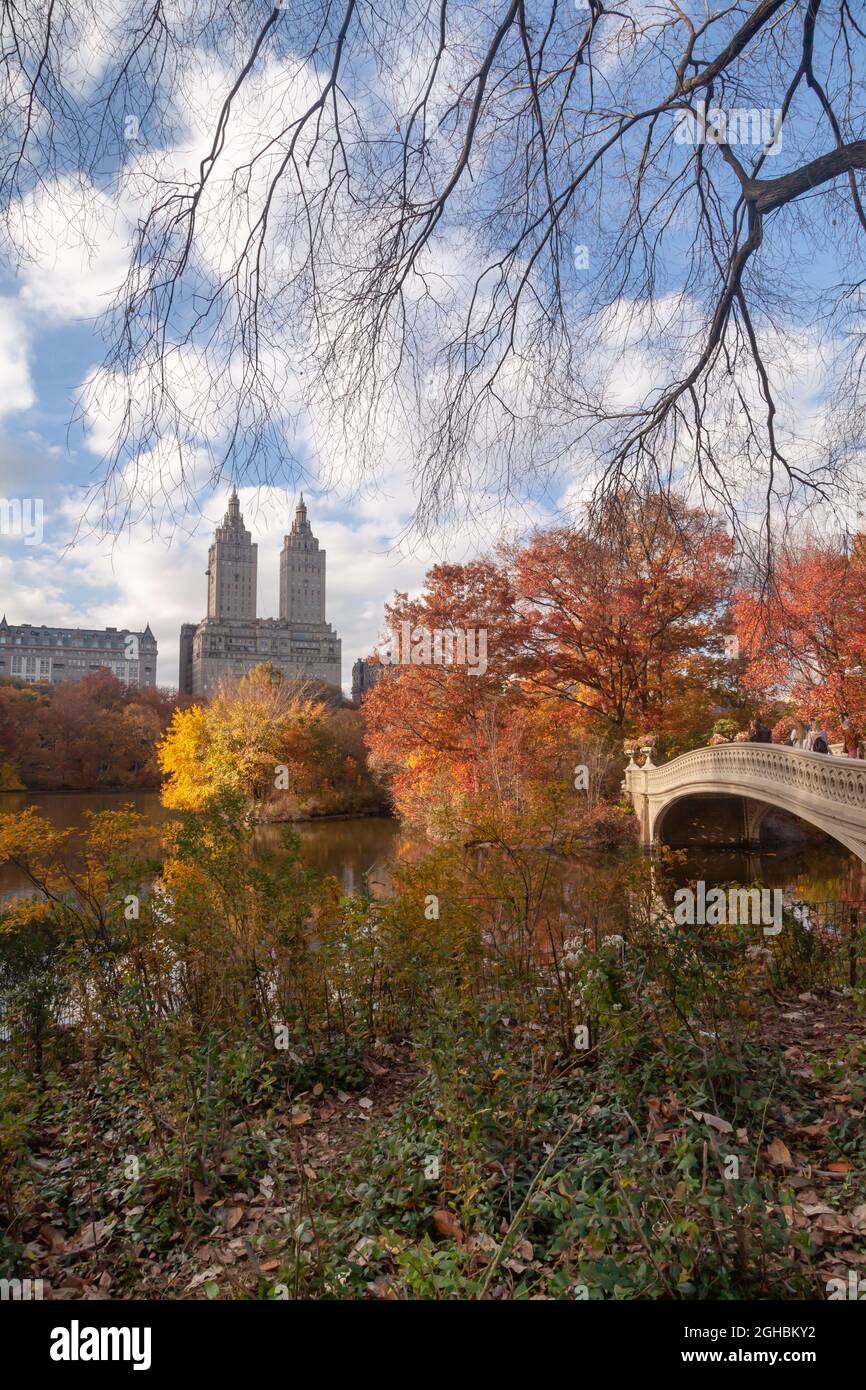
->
xmin=624 ymin=742 xmax=866 ymax=860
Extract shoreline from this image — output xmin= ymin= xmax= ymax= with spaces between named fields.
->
xmin=0 ymin=787 xmax=395 ymax=826
xmin=262 ymin=808 xmax=395 ymax=825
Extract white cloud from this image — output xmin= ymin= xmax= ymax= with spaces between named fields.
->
xmin=0 ymin=299 xmax=35 ymax=416
xmin=11 ymin=178 xmax=132 ymax=320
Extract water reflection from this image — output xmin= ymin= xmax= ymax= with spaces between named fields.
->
xmin=259 ymin=815 xmax=401 ymax=896
xmin=1 ymin=791 xmax=862 ymax=911
xmin=670 ymin=843 xmax=866 ymax=904
xmin=0 ymin=792 xmax=402 ymax=902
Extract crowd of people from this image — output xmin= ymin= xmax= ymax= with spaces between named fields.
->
xmin=706 ymin=714 xmax=864 ymax=756
xmin=740 ymin=716 xmax=864 ymax=757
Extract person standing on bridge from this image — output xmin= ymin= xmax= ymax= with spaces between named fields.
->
xmin=789 ymin=718 xmax=807 ymax=748
xmin=748 ymin=717 xmax=772 ymax=743
xmin=805 ymin=718 xmax=830 ymax=754
xmin=840 ymin=714 xmax=862 ymax=758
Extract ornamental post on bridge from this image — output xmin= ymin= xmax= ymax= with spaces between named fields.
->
xmin=623 ymin=743 xmax=653 ymax=847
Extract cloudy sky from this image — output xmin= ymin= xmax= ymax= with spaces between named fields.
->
xmin=0 ymin=258 xmax=560 ymax=690
xmin=0 ymin=3 xmax=568 ymax=692
xmin=0 ymin=397 xmax=547 ymax=694
xmin=0 ymin=150 xmax=551 ymax=692
xmin=0 ymin=1 xmax=854 ymax=691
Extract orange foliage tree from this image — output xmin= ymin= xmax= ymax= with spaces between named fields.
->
xmin=508 ymin=494 xmax=734 ymax=739
xmin=362 ymin=560 xmax=538 ymax=834
xmin=0 ymin=671 xmax=190 ymax=790
xmin=734 ymin=536 xmax=866 ymax=732
xmin=364 ymin=498 xmax=732 ymax=837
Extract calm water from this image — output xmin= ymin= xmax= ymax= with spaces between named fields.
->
xmin=0 ymin=791 xmax=401 ymax=901
xmin=0 ymin=790 xmax=861 ymax=907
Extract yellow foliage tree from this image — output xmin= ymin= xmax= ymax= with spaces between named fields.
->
xmin=0 ymin=759 xmax=24 ymax=791
xmin=157 ymin=665 xmax=328 ymax=810
xmin=157 ymin=704 xmax=212 ymax=809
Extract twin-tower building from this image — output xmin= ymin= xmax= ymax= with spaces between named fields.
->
xmin=179 ymin=491 xmax=341 ymax=696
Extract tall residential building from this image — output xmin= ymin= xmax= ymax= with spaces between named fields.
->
xmin=0 ymin=617 xmax=157 ymax=687
xmin=180 ymin=491 xmax=342 ymax=698
xmin=207 ymin=488 xmax=258 ymax=620
xmin=178 ymin=622 xmax=196 ymax=695
xmin=280 ymin=494 xmax=326 ymax=623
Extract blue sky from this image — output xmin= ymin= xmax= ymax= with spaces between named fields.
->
xmin=0 ymin=1 xmax=854 ymax=690
xmin=0 ymin=263 xmax=551 ymax=691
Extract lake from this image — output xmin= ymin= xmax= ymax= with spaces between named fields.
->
xmin=1 ymin=790 xmax=862 ymax=909
xmin=0 ymin=791 xmax=402 ymax=901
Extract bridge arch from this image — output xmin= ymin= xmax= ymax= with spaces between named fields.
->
xmin=625 ymin=744 xmax=866 ymax=862
xmin=652 ymin=790 xmax=777 ymax=849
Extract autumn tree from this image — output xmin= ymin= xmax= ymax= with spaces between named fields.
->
xmin=0 ymin=671 xmax=188 ymax=790
xmin=158 ymin=665 xmax=330 ymax=810
xmin=508 ymin=494 xmax=735 ymax=739
xmin=363 ymin=556 xmax=624 ymax=838
xmin=0 ymin=804 xmax=157 ymax=1058
xmin=735 ymin=534 xmax=866 ymax=728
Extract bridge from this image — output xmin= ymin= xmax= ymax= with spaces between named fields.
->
xmin=625 ymin=743 xmax=866 ymax=862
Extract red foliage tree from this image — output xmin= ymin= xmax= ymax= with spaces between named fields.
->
xmin=507 ymin=494 xmax=733 ymax=734
xmin=734 ymin=537 xmax=866 ymax=734
xmin=364 ymin=499 xmax=733 ymax=834
xmin=0 ymin=672 xmax=193 ymax=790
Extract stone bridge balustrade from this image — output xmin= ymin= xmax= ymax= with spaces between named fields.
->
xmin=624 ymin=742 xmax=866 ymax=862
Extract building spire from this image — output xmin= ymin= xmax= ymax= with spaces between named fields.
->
xmin=290 ymin=491 xmax=311 ymax=537
xmin=208 ymin=486 xmax=257 ymax=621
xmin=226 ymin=486 xmax=241 ymax=525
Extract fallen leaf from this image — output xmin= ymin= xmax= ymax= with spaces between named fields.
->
xmin=187 ymin=1266 xmax=222 ymax=1290
xmin=766 ymin=1138 xmax=794 ymax=1168
xmin=69 ymin=1217 xmax=117 ymax=1252
xmin=222 ymin=1206 xmax=244 ymax=1231
xmin=363 ymin=1057 xmax=389 ymax=1076
xmin=367 ymin=1279 xmax=398 ymax=1299
xmin=688 ymin=1109 xmax=733 ymax=1134
xmin=39 ymin=1223 xmax=67 ymax=1254
xmin=432 ymin=1209 xmax=464 ymax=1244
xmin=815 ymin=1213 xmax=853 ymax=1233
